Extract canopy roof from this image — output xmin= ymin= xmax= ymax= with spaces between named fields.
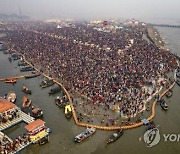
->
xmin=0 ymin=98 xmax=16 ymax=113
xmin=25 ymin=119 xmax=45 ymax=132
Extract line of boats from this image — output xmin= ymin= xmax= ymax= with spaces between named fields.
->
xmin=74 ymin=127 xmax=124 ymax=144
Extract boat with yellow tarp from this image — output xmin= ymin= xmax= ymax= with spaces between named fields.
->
xmin=65 ymin=105 xmax=72 ymax=119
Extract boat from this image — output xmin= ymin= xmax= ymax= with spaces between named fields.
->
xmin=74 ymin=127 xmax=96 ymax=143
xmin=55 ymin=96 xmax=66 ymax=108
xmin=166 ymin=90 xmax=172 ymax=98
xmin=38 ymin=135 xmax=49 ymax=145
xmin=160 ymin=101 xmax=168 ymax=110
xmin=40 ymin=79 xmax=54 ymax=88
xmin=176 ymin=79 xmax=180 ymax=86
xmin=32 ymin=71 xmax=38 ymax=74
xmin=176 ymin=69 xmax=180 ymax=78
xmin=22 ymin=86 xmax=32 ymax=94
xmin=65 ymin=105 xmax=72 ymax=119
xmin=25 ymin=73 xmax=40 ymax=79
xmin=106 ymin=129 xmax=124 ymax=144
xmin=18 ymin=61 xmax=28 ymax=66
xmin=31 ymin=107 xmax=43 ymax=118
xmin=20 ymin=66 xmax=34 ymax=72
xmin=11 ymin=53 xmax=21 ymax=60
xmin=48 ymin=86 xmax=61 ymax=95
xmin=157 ymin=98 xmax=165 ymax=104
xmin=5 ymin=78 xmax=16 ymax=84
xmin=22 ymin=96 xmax=32 ymax=108
xmin=7 ymin=91 xmax=16 ymax=103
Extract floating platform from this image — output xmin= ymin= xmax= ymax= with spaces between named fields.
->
xmin=0 ymin=106 xmax=50 ymax=154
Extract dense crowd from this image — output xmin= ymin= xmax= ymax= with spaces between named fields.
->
xmin=0 ymin=133 xmax=30 ymax=154
xmin=0 ymin=109 xmax=19 ymax=124
xmin=0 ymin=21 xmax=178 ymax=125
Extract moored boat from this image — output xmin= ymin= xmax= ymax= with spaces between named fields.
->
xmin=55 ymin=96 xmax=66 ymax=108
xmin=38 ymin=136 xmax=49 ymax=145
xmin=20 ymin=66 xmax=34 ymax=72
xmin=176 ymin=79 xmax=180 ymax=86
xmin=106 ymin=129 xmax=124 ymax=144
xmin=31 ymin=107 xmax=43 ymax=118
xmin=48 ymin=86 xmax=61 ymax=95
xmin=5 ymin=78 xmax=16 ymax=84
xmin=11 ymin=53 xmax=20 ymax=60
xmin=22 ymin=86 xmax=32 ymax=94
xmin=22 ymin=96 xmax=32 ymax=108
xmin=176 ymin=69 xmax=180 ymax=78
xmin=166 ymin=90 xmax=172 ymax=98
xmin=160 ymin=101 xmax=168 ymax=110
xmin=18 ymin=61 xmax=28 ymax=66
xmin=25 ymin=73 xmax=40 ymax=79
xmin=7 ymin=91 xmax=16 ymax=103
xmin=74 ymin=127 xmax=96 ymax=143
xmin=40 ymin=79 xmax=54 ymax=88
xmin=65 ymin=105 xmax=72 ymax=119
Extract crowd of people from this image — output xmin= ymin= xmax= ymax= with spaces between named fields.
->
xmin=0 ymin=109 xmax=19 ymax=124
xmin=1 ymin=21 xmax=178 ymax=126
xmin=0 ymin=133 xmax=30 ymax=154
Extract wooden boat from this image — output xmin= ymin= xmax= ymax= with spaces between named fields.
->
xmin=55 ymin=96 xmax=66 ymax=108
xmin=176 ymin=70 xmax=180 ymax=78
xmin=166 ymin=90 xmax=172 ymax=98
xmin=40 ymin=79 xmax=54 ymax=88
xmin=160 ymin=101 xmax=168 ymax=110
xmin=38 ymin=136 xmax=49 ymax=145
xmin=176 ymin=79 xmax=180 ymax=86
xmin=22 ymin=86 xmax=32 ymax=94
xmin=48 ymin=86 xmax=61 ymax=95
xmin=25 ymin=73 xmax=40 ymax=79
xmin=22 ymin=96 xmax=32 ymax=108
xmin=106 ymin=129 xmax=124 ymax=144
xmin=65 ymin=105 xmax=72 ymax=119
xmin=20 ymin=66 xmax=34 ymax=72
xmin=7 ymin=91 xmax=16 ymax=103
xmin=5 ymin=78 xmax=16 ymax=84
xmin=74 ymin=127 xmax=96 ymax=143
xmin=32 ymin=71 xmax=38 ymax=74
xmin=18 ymin=61 xmax=28 ymax=66
xmin=31 ymin=107 xmax=43 ymax=118
xmin=13 ymin=56 xmax=20 ymax=61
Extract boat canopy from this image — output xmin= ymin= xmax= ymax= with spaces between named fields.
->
xmin=25 ymin=119 xmax=45 ymax=132
xmin=0 ymin=98 xmax=16 ymax=113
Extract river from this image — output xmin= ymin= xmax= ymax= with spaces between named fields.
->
xmin=0 ymin=19 xmax=180 ymax=154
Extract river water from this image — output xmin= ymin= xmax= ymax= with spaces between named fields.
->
xmin=0 ymin=20 xmax=180 ymax=154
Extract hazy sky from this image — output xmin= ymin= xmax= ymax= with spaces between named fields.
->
xmin=0 ymin=0 xmax=180 ymax=20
